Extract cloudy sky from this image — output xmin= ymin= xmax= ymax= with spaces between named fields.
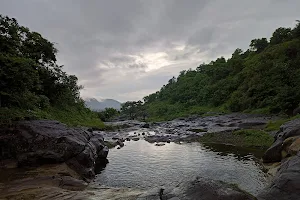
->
xmin=0 ymin=0 xmax=299 ymax=102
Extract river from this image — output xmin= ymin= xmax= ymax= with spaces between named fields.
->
xmin=96 ymin=139 xmax=269 ymax=196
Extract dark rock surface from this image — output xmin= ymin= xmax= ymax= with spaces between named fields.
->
xmin=141 ymin=123 xmax=150 ymax=128
xmin=0 ymin=120 xmax=108 ymax=181
xmin=258 ymin=153 xmax=300 ymax=200
xmin=263 ymin=118 xmax=300 ymax=163
xmin=137 ymin=177 xmax=256 ymax=200
xmin=102 ymin=113 xmax=276 ymax=144
xmin=259 ymin=118 xmax=300 ymax=200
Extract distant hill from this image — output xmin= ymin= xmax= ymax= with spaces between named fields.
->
xmin=85 ymin=98 xmax=121 ymax=111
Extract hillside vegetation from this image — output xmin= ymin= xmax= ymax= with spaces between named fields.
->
xmin=0 ymin=15 xmax=104 ymax=128
xmin=143 ymin=22 xmax=300 ymax=121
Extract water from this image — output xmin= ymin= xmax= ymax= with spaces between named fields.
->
xmin=96 ymin=140 xmax=269 ymax=196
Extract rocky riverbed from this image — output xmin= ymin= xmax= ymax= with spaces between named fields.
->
xmin=102 ymin=113 xmax=277 ymax=145
xmin=0 ymin=113 xmax=299 ymax=199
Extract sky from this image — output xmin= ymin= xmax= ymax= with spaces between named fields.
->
xmin=0 ymin=0 xmax=299 ymax=102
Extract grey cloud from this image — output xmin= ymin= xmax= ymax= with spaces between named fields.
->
xmin=1 ymin=0 xmax=300 ymax=101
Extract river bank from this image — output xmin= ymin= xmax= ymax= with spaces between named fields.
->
xmin=0 ymin=113 xmax=299 ymax=199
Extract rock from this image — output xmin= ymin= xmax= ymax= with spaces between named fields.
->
xmin=155 ymin=143 xmax=165 ymax=146
xmin=263 ymin=118 xmax=300 ymax=163
xmin=112 ymin=137 xmax=119 ymax=140
xmin=141 ymin=123 xmax=150 ymax=128
xmin=288 ymin=137 xmax=300 ymax=155
xmin=132 ymin=137 xmax=140 ymax=141
xmin=169 ymin=177 xmax=255 ymax=200
xmin=293 ymin=107 xmax=300 ymax=116
xmin=145 ymin=135 xmax=170 ymax=143
xmin=137 ymin=177 xmax=255 ymax=200
xmin=116 ymin=139 xmax=124 ymax=147
xmin=238 ymin=121 xmax=266 ymax=129
xmin=263 ymin=139 xmax=283 ymax=163
xmin=125 ymin=138 xmax=131 ymax=141
xmin=142 ymin=132 xmax=145 ymax=135
xmin=0 ymin=120 xmax=109 ymax=182
xmin=258 ymin=154 xmax=300 ymax=200
xmin=259 ymin=118 xmax=300 ymax=199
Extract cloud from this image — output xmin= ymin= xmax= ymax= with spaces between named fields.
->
xmin=0 ymin=0 xmax=300 ymax=101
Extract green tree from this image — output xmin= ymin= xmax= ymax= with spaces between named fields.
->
xmin=250 ymin=38 xmax=269 ymax=53
xmin=270 ymin=27 xmax=292 ymax=45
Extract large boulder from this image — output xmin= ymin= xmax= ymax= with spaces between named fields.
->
xmin=258 ymin=153 xmax=300 ymax=200
xmin=259 ymin=118 xmax=300 ymax=199
xmin=263 ymin=118 xmax=300 ymax=163
xmin=0 ymin=120 xmax=108 ymax=181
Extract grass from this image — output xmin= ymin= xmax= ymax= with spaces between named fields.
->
xmin=198 ymin=129 xmax=274 ymax=149
xmin=104 ymin=141 xmax=118 ymax=149
xmin=0 ymin=106 xmax=105 ymax=129
xmin=265 ymin=115 xmax=300 ymax=131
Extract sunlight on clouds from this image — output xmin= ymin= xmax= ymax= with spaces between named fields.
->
xmin=129 ymin=52 xmax=171 ymax=72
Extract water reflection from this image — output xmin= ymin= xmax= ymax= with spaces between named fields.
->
xmin=202 ymin=143 xmax=265 ymax=161
xmin=96 ymin=140 xmax=268 ymax=195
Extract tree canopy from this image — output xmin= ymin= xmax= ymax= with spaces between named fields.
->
xmin=142 ymin=21 xmax=300 ymax=121
xmin=0 ymin=14 xmax=103 ymax=128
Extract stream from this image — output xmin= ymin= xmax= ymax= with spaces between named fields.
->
xmin=96 ymin=139 xmax=269 ymax=196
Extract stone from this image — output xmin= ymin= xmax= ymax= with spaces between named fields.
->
xmin=263 ymin=118 xmax=300 ymax=163
xmin=116 ymin=139 xmax=124 ymax=147
xmin=0 ymin=120 xmax=109 ymax=182
xmin=258 ymin=155 xmax=300 ymax=200
xmin=293 ymin=107 xmax=300 ymax=116
xmin=132 ymin=137 xmax=140 ymax=141
xmin=288 ymin=137 xmax=300 ymax=155
xmin=141 ymin=123 xmax=150 ymax=128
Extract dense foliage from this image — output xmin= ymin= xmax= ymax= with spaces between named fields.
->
xmin=121 ymin=101 xmax=147 ymax=120
xmin=0 ymin=15 xmax=103 ymax=127
xmin=96 ymin=108 xmax=119 ymax=122
xmin=143 ymin=22 xmax=300 ymax=121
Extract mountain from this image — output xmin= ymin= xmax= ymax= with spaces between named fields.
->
xmin=85 ymin=98 xmax=121 ymax=111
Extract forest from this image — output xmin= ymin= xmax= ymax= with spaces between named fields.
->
xmin=142 ymin=21 xmax=300 ymax=121
xmin=0 ymin=15 xmax=104 ymax=127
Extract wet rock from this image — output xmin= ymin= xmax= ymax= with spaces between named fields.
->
xmin=0 ymin=120 xmax=109 ymax=182
xmin=170 ymin=177 xmax=255 ymax=200
xmin=145 ymin=135 xmax=170 ymax=143
xmin=117 ymin=139 xmax=124 ymax=147
xmin=141 ymin=123 xmax=150 ymax=128
xmin=155 ymin=143 xmax=165 ymax=146
xmin=137 ymin=177 xmax=255 ymax=200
